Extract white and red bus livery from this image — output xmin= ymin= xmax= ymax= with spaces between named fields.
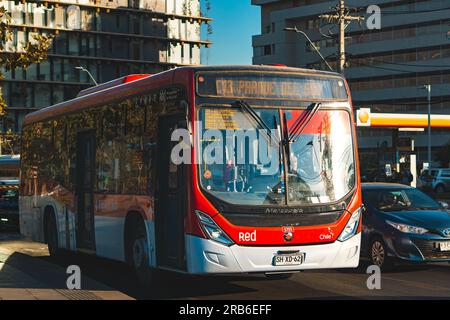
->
xmin=19 ymin=66 xmax=362 ymax=281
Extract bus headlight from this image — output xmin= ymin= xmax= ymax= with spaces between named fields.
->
xmin=338 ymin=207 xmax=362 ymax=242
xmin=195 ymin=211 xmax=234 ymax=246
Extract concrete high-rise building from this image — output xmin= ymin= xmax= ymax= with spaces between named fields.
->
xmin=252 ymin=0 xmax=450 ymax=173
xmin=1 ymin=0 xmax=211 ymax=132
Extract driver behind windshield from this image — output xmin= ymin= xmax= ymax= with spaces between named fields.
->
xmin=378 ymin=192 xmax=407 ymax=211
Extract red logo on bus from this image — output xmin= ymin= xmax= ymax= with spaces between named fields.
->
xmin=282 ymin=226 xmax=295 ymax=242
xmin=282 ymin=226 xmax=295 ymax=233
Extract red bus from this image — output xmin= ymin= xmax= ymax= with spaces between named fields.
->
xmin=19 ymin=66 xmax=362 ymax=282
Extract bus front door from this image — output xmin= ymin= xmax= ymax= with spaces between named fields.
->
xmin=75 ymin=130 xmax=96 ymax=252
xmin=155 ymin=115 xmax=186 ymax=270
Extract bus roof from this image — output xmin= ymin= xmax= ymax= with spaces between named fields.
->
xmin=22 ymin=65 xmax=345 ymax=127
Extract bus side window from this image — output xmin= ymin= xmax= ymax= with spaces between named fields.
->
xmin=52 ymin=120 xmax=66 ymax=187
xmin=144 ymin=103 xmax=157 ymax=195
xmin=96 ymin=104 xmax=119 ymax=194
xmin=66 ymin=114 xmax=78 ymax=190
xmin=121 ymin=97 xmax=146 ymax=195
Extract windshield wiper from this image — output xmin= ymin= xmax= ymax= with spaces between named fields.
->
xmin=280 ymin=103 xmax=321 ymax=173
xmin=233 ymin=101 xmax=279 ymax=146
xmin=282 ymin=112 xmax=292 ymax=170
xmin=273 ymin=115 xmax=283 ymax=172
xmin=408 ymin=207 xmax=440 ymax=211
xmin=288 ymin=103 xmax=322 ymax=143
xmin=274 ymin=114 xmax=289 ymax=205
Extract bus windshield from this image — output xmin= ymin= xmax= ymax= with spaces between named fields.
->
xmin=197 ymin=106 xmax=355 ymax=206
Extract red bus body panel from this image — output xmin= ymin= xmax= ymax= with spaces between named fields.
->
xmin=22 ymin=66 xmax=362 ymax=249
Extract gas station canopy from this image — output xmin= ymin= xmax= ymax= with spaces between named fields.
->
xmin=356 ymin=108 xmax=450 ymax=128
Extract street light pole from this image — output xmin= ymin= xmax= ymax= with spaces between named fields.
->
xmin=425 ymin=84 xmax=432 ymax=175
xmin=283 ymin=27 xmax=333 ymax=72
xmin=75 ymin=66 xmax=99 ymax=86
xmin=338 ymin=0 xmax=346 ymax=74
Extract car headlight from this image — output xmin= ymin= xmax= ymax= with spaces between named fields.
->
xmin=195 ymin=210 xmax=234 ymax=246
xmin=386 ymin=220 xmax=428 ymax=234
xmin=338 ymin=206 xmax=362 ymax=242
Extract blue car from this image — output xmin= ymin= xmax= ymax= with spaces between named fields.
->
xmin=361 ymin=183 xmax=450 ymax=269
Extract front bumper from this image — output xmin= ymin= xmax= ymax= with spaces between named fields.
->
xmin=185 ymin=233 xmax=361 ymax=274
xmin=385 ymin=232 xmax=450 ymax=262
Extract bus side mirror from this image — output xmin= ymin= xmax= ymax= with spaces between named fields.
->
xmin=362 ymin=204 xmax=367 ymax=213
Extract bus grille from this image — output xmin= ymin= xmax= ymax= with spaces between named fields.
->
xmin=413 ymin=239 xmax=450 ymax=260
xmin=222 ymin=211 xmax=342 ymax=227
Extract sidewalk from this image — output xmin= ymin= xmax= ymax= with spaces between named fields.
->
xmin=0 ymin=237 xmax=134 ymax=300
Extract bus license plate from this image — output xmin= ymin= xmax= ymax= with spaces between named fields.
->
xmin=273 ymin=253 xmax=305 ymax=266
xmin=439 ymin=242 xmax=450 ymax=251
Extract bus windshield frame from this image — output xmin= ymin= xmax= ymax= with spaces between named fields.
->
xmin=195 ymin=101 xmax=357 ymax=211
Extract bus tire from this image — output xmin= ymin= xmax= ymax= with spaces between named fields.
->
xmin=44 ymin=208 xmax=60 ymax=257
xmin=126 ymin=215 xmax=153 ymax=286
xmin=265 ymin=273 xmax=294 ymax=280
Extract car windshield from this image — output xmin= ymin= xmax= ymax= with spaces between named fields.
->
xmin=363 ymin=188 xmax=441 ymax=212
xmin=197 ymin=106 xmax=355 ymax=206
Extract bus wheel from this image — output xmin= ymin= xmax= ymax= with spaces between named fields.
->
xmin=45 ymin=211 xmax=60 ymax=257
xmin=128 ymin=218 xmax=153 ymax=286
xmin=265 ymin=273 xmax=294 ymax=280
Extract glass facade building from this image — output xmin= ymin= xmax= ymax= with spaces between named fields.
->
xmin=1 ymin=0 xmax=211 ymax=132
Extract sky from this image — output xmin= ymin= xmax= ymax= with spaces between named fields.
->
xmin=201 ymin=0 xmax=260 ymax=66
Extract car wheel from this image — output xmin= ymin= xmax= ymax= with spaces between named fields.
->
xmin=265 ymin=273 xmax=294 ymax=280
xmin=435 ymin=184 xmax=445 ymax=194
xmin=127 ymin=218 xmax=154 ymax=286
xmin=369 ymin=238 xmax=393 ymax=270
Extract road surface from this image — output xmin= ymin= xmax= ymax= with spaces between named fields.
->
xmin=1 ymin=232 xmax=450 ymax=300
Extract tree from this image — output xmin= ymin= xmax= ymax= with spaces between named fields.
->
xmin=0 ymin=5 xmax=53 ymax=116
